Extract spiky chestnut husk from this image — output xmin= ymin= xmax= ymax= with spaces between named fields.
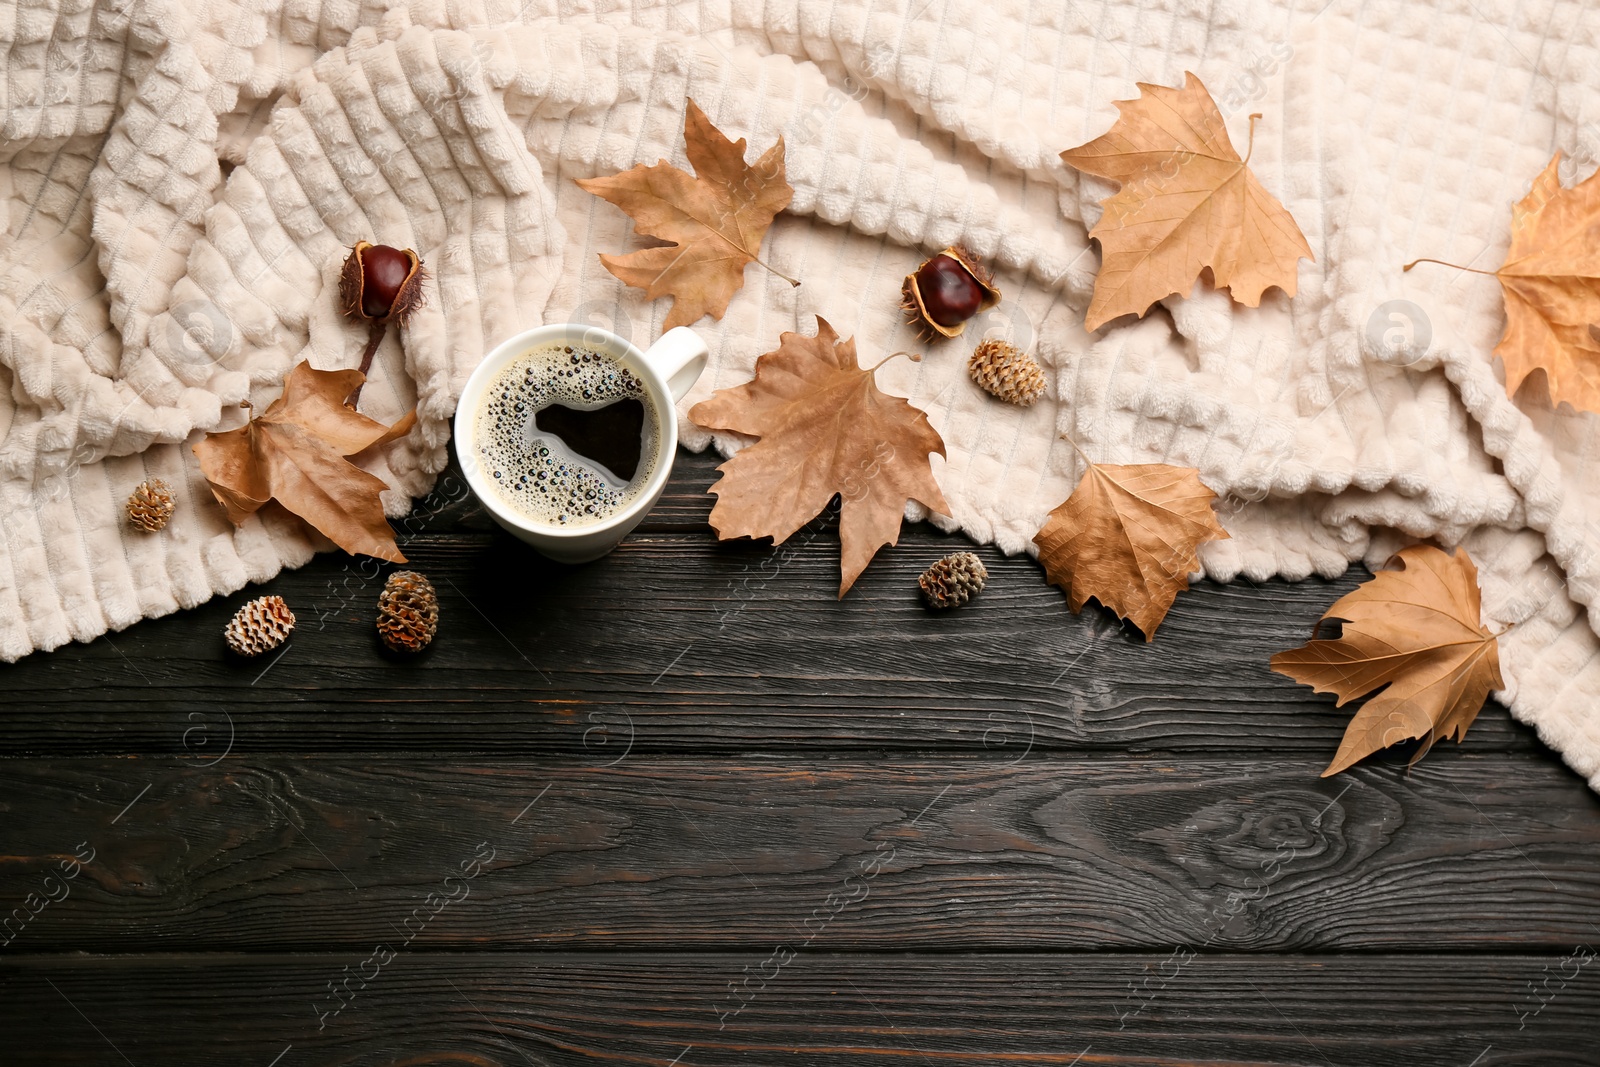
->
xmin=339 ymin=242 xmax=427 ymax=324
xmin=338 ymin=241 xmax=428 ymax=408
xmin=901 ymin=245 xmax=1000 ymax=340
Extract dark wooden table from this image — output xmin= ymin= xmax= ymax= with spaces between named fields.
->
xmin=3 ymin=446 xmax=1598 ymax=1066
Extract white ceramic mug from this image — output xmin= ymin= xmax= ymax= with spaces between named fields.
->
xmin=454 ymin=323 xmax=709 ymax=563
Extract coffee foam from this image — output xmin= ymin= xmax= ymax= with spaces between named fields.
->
xmin=474 ymin=342 xmax=661 ymax=528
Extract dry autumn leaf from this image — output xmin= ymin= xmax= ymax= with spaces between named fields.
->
xmin=1060 ymin=72 xmax=1313 ymax=330
xmin=688 ymin=316 xmax=949 ymax=596
xmin=194 ymin=362 xmax=414 ymax=562
xmin=1269 ymin=545 xmax=1503 ymax=777
xmin=576 ymin=99 xmax=795 ymax=330
xmin=1032 ymin=452 xmax=1228 ymax=639
xmin=1406 ymin=153 xmax=1600 ymax=413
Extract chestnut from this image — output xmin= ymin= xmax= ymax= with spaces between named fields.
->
xmin=901 ymin=245 xmax=1000 ymax=339
xmin=337 ymin=241 xmax=428 ymax=409
xmin=339 ymin=241 xmax=426 ymax=325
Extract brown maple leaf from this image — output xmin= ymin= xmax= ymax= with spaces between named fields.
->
xmin=1407 ymin=153 xmax=1600 ymax=413
xmin=194 ymin=362 xmax=414 ymax=562
xmin=576 ymin=99 xmax=796 ymax=330
xmin=688 ymin=317 xmax=949 ymax=596
xmin=1060 ymin=72 xmax=1313 ymax=330
xmin=1032 ymin=451 xmax=1229 ymax=639
xmin=1269 ymin=545 xmax=1504 ymax=777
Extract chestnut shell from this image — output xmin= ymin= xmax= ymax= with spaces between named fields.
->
xmin=339 ymin=241 xmax=427 ymax=324
xmin=900 ymin=244 xmax=1000 ymax=339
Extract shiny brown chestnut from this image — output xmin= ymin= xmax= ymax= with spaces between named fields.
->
xmin=900 ymin=245 xmax=1000 ymax=339
xmin=338 ymin=241 xmax=428 ymax=408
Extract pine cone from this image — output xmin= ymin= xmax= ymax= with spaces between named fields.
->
xmin=225 ymin=595 xmax=295 ymax=656
xmin=377 ymin=570 xmax=439 ymax=653
xmin=968 ymin=338 xmax=1046 ymax=406
xmin=919 ymin=552 xmax=988 ymax=609
xmin=126 ymin=478 xmax=176 ymax=532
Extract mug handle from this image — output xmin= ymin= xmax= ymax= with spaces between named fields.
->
xmin=642 ymin=327 xmax=709 ymax=402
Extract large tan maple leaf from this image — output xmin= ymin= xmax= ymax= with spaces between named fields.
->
xmin=1060 ymin=72 xmax=1313 ymax=330
xmin=1487 ymin=153 xmax=1600 ymax=412
xmin=576 ymin=99 xmax=795 ymax=330
xmin=1032 ymin=456 xmax=1229 ymax=640
xmin=194 ymin=362 xmax=413 ymax=562
xmin=1270 ymin=545 xmax=1503 ymax=777
xmin=689 ymin=317 xmax=949 ymax=596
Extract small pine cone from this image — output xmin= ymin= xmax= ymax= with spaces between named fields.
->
xmin=919 ymin=552 xmax=988 ymax=609
xmin=225 ymin=595 xmax=295 ymax=656
xmin=377 ymin=570 xmax=439 ymax=653
xmin=126 ymin=478 xmax=176 ymax=532
xmin=968 ymin=339 xmax=1046 ymax=406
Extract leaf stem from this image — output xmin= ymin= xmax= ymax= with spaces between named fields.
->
xmin=346 ymin=320 xmax=388 ymax=410
xmin=1402 ymin=257 xmax=1494 ymax=275
xmin=1058 ymin=429 xmax=1094 ymax=467
xmin=867 ymin=350 xmax=924 ymax=372
xmin=752 ymin=255 xmax=801 ymax=287
xmin=1243 ymin=113 xmax=1262 ymax=165
xmin=1494 ymin=616 xmax=1526 ymax=638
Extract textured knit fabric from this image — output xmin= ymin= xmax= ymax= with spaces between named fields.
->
xmin=3 ymin=0 xmax=1600 ymax=788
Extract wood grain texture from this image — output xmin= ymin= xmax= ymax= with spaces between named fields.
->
xmin=1 ymin=756 xmax=1595 ymax=953
xmin=1 ymin=953 xmax=1591 ymax=1067
xmin=4 ymin=446 xmax=1598 ymax=1066
xmin=0 ymin=454 xmax=1540 ymax=760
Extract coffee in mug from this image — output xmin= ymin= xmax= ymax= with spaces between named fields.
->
xmin=472 ymin=342 xmax=663 ymax=527
xmin=455 ymin=323 xmax=709 ymax=563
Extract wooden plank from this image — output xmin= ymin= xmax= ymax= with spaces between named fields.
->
xmin=2 ymin=756 xmax=1595 ymax=953
xmin=1 ymin=952 xmax=1592 ymax=1066
xmin=0 ymin=520 xmax=1543 ymax=758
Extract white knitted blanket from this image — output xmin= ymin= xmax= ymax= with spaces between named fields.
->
xmin=3 ymin=0 xmax=1599 ymax=786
